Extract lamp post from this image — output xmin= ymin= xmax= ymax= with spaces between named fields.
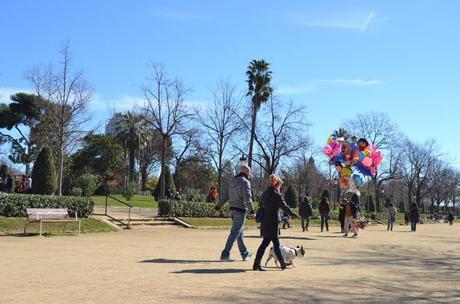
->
xmin=239 ymin=154 xmax=248 ymax=167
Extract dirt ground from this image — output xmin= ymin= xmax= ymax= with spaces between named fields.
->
xmin=1 ymin=223 xmax=459 ymax=304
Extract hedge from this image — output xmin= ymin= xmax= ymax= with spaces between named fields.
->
xmin=0 ymin=193 xmax=94 ymax=218
xmin=158 ymin=200 xmax=230 ymax=217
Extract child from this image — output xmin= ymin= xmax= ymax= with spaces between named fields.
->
xmin=447 ymin=211 xmax=454 ymax=226
xmin=281 ymin=213 xmax=291 ymax=229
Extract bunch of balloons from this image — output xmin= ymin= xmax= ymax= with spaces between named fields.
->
xmin=322 ymin=131 xmax=383 ymax=194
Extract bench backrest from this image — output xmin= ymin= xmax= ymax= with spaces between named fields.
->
xmin=26 ymin=208 xmax=69 ymax=220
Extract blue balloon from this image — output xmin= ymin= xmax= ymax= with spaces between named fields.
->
xmin=355 ymin=162 xmax=373 ymax=176
xmin=359 ymin=151 xmax=366 ymax=160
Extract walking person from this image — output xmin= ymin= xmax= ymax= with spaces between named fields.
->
xmin=299 ymin=196 xmax=313 ymax=232
xmin=447 ymin=211 xmax=454 ymax=226
xmin=338 ymin=200 xmax=346 ymax=233
xmin=343 ymin=199 xmax=358 ymax=238
xmin=281 ymin=212 xmax=291 ymax=229
xmin=409 ymin=203 xmax=420 ymax=232
xmin=387 ymin=203 xmax=397 ymax=231
xmin=212 ymin=165 xmax=255 ymax=262
xmin=318 ymin=195 xmax=330 ymax=232
xmin=253 ymin=175 xmax=298 ymax=271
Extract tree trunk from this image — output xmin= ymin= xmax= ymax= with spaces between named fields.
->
xmin=247 ymin=104 xmax=258 ymax=169
xmin=217 ymin=154 xmax=223 ymax=206
xmin=57 ymin=146 xmax=64 ymax=196
xmin=160 ymin=136 xmax=167 ymax=200
xmin=129 ymin=145 xmax=135 ymax=183
xmin=373 ymin=177 xmax=381 ymax=212
xmin=407 ymin=185 xmax=413 ymax=206
xmin=141 ymin=166 xmax=148 ymax=191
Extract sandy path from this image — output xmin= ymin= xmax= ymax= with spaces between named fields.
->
xmin=1 ymin=224 xmax=459 ymax=304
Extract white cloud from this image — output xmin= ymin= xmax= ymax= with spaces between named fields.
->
xmin=298 ymin=10 xmax=382 ymax=32
xmin=361 ymin=11 xmax=375 ymax=32
xmin=0 ymin=87 xmax=31 ymax=101
xmin=90 ymin=94 xmax=144 ymax=112
xmin=276 ymin=84 xmax=315 ymax=95
xmin=317 ymin=78 xmax=383 ymax=86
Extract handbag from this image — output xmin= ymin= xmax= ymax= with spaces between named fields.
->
xmin=255 ymin=207 xmax=264 ymax=223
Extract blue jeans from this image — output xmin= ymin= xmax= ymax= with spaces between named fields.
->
xmin=320 ymin=215 xmax=329 ymax=231
xmin=387 ymin=218 xmax=395 ymax=231
xmin=221 ymin=210 xmax=248 ymax=258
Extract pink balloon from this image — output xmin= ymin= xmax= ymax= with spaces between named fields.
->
xmin=362 ymin=157 xmax=372 ymax=167
xmin=323 ymin=146 xmax=332 ymax=155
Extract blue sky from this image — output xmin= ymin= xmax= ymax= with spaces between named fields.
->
xmin=1 ymin=0 xmax=459 ymax=167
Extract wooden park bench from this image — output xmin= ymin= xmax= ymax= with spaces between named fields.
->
xmin=24 ymin=208 xmax=81 ymax=236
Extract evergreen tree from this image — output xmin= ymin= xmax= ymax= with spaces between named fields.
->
xmin=153 ymin=165 xmax=176 ymax=199
xmin=32 ymin=147 xmax=56 ymax=195
xmin=284 ymin=185 xmax=299 ymax=208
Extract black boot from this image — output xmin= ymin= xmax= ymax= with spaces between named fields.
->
xmin=279 ymin=259 xmax=287 ymax=270
xmin=252 ymin=258 xmax=265 ymax=271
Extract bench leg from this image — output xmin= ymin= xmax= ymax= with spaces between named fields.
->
xmin=63 ymin=222 xmax=67 ymax=233
xmin=39 ymin=221 xmax=43 ymax=237
xmin=78 ymin=221 xmax=81 ymax=235
xmin=24 ymin=222 xmax=28 ymax=235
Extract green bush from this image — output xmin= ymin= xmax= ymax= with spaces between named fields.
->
xmin=32 ymin=147 xmax=56 ymax=195
xmin=0 ymin=193 xmax=94 ymax=217
xmin=158 ymin=200 xmax=230 ymax=217
xmin=73 ymin=174 xmax=100 ymax=197
xmin=284 ymin=186 xmax=298 ymax=209
xmin=69 ymin=187 xmax=83 ymax=197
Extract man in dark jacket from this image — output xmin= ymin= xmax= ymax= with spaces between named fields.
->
xmin=212 ymin=165 xmax=255 ymax=262
xmin=299 ymin=196 xmax=313 ymax=231
xmin=409 ymin=203 xmax=420 ymax=232
xmin=318 ymin=197 xmax=331 ymax=232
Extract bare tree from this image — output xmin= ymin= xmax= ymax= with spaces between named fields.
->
xmin=427 ymin=160 xmax=452 ymax=212
xmin=172 ymin=129 xmax=199 ymax=189
xmin=141 ymin=64 xmax=192 ymax=199
xmin=195 ymin=80 xmax=242 ymax=205
xmin=400 ymin=139 xmax=438 ymax=207
xmin=237 ymin=97 xmax=310 ymax=177
xmin=344 ymin=112 xmax=401 ymax=211
xmin=24 ymin=42 xmax=94 ymax=195
xmin=138 ymin=128 xmax=163 ymax=191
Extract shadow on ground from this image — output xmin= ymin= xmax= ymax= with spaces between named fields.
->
xmin=171 ymin=268 xmax=246 ymax=274
xmin=139 ymin=258 xmax=221 ymax=264
xmin=175 ymin=243 xmax=460 ymax=303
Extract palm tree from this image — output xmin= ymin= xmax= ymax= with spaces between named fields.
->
xmin=246 ymin=59 xmax=273 ymax=168
xmin=113 ymin=111 xmax=150 ymax=183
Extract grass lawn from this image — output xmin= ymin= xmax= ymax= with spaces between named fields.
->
xmin=92 ymin=195 xmax=158 ymax=208
xmin=178 ymin=217 xmax=341 ymax=228
xmin=0 ymin=217 xmax=118 ymax=236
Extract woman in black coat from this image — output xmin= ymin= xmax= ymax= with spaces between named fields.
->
xmin=253 ymin=175 xmax=298 ymax=271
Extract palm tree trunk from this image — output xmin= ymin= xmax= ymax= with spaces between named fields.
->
xmin=129 ymin=145 xmax=135 ymax=183
xmin=248 ymin=105 xmax=258 ymax=168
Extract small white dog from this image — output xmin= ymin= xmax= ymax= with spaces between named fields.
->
xmin=265 ymin=245 xmax=306 ymax=268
